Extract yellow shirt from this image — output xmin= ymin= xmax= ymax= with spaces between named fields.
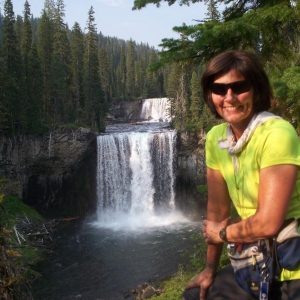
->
xmin=205 ymin=118 xmax=300 ymax=280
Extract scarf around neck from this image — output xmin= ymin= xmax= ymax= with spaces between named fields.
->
xmin=217 ymin=111 xmax=281 ymax=174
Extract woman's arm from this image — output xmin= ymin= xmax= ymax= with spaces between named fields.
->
xmin=202 ymin=167 xmax=231 ymax=277
xmin=204 ymin=164 xmax=298 ymax=244
xmin=185 ymin=167 xmax=231 ymax=299
xmin=226 ymin=164 xmax=298 ymax=242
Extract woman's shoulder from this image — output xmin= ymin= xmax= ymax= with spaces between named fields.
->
xmin=207 ymin=122 xmax=227 ymax=138
xmin=262 ymin=117 xmax=298 ymax=136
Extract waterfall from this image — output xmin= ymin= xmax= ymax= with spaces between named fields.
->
xmin=140 ymin=98 xmax=171 ymax=122
xmin=95 ymin=129 xmax=180 ymax=228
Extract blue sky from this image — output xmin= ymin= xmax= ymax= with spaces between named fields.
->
xmin=9 ymin=0 xmax=207 ymax=49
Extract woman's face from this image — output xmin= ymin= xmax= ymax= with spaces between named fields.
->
xmin=211 ymin=70 xmax=255 ymax=136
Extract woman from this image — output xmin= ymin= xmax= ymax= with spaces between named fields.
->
xmin=183 ymin=50 xmax=300 ymax=300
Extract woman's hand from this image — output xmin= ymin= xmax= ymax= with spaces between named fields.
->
xmin=184 ymin=268 xmax=215 ymax=300
xmin=202 ymin=217 xmax=231 ymax=244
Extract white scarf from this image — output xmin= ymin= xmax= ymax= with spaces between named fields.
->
xmin=218 ymin=111 xmax=281 ymax=174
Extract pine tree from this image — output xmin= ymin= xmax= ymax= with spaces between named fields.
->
xmin=50 ymin=0 xmax=71 ymax=123
xmin=70 ymin=22 xmax=85 ymax=123
xmin=126 ymin=39 xmax=136 ymax=99
xmin=27 ymin=40 xmax=43 ymax=132
xmin=166 ymin=63 xmax=181 ymax=128
xmin=20 ymin=0 xmax=33 ymax=132
xmin=37 ymin=9 xmax=53 ymax=122
xmin=146 ymin=50 xmax=160 ymax=98
xmin=116 ymin=43 xmax=126 ymax=100
xmin=189 ymin=71 xmax=203 ymax=130
xmin=44 ymin=0 xmax=56 ymax=20
xmin=2 ymin=0 xmax=22 ymax=133
xmin=98 ymin=47 xmax=110 ymax=105
xmin=15 ymin=15 xmax=23 ymax=45
xmin=83 ymin=6 xmax=105 ymax=131
xmin=205 ymin=0 xmax=220 ymax=21
xmin=21 ymin=0 xmax=32 ymax=56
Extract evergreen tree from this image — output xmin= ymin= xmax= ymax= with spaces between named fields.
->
xmin=189 ymin=71 xmax=202 ymax=129
xmin=205 ymin=0 xmax=220 ymax=21
xmin=0 ymin=14 xmax=4 ymax=44
xmin=20 ymin=0 xmax=34 ymax=132
xmin=21 ymin=0 xmax=32 ymax=56
xmin=146 ymin=50 xmax=160 ymax=98
xmin=44 ymin=0 xmax=56 ymax=20
xmin=98 ymin=47 xmax=110 ymax=105
xmin=70 ymin=21 xmax=85 ymax=123
xmin=37 ymin=9 xmax=53 ymax=122
xmin=50 ymin=0 xmax=71 ymax=123
xmin=116 ymin=43 xmax=126 ymax=100
xmin=1 ymin=0 xmax=22 ymax=133
xmin=126 ymin=39 xmax=136 ymax=99
xmin=15 ymin=14 xmax=23 ymax=45
xmin=166 ymin=63 xmax=182 ymax=128
xmin=27 ymin=40 xmax=43 ymax=132
xmin=83 ymin=6 xmax=105 ymax=131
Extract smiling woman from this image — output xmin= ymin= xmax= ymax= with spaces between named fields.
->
xmin=183 ymin=50 xmax=300 ymax=300
xmin=211 ymin=71 xmax=255 ymax=140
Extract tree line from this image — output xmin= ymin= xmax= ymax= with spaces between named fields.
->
xmin=134 ymin=0 xmax=300 ymax=134
xmin=0 ymin=0 xmax=177 ymax=134
xmin=2 ymin=0 xmax=298 ymax=136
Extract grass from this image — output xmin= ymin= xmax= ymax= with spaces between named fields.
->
xmin=1 ymin=194 xmax=42 ymax=228
xmin=0 ymin=178 xmax=46 ymax=299
xmin=153 ymin=241 xmax=230 ymax=299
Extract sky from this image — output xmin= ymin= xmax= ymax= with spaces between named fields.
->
xmin=8 ymin=0 xmax=208 ymax=49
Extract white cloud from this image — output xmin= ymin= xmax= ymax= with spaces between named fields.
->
xmin=97 ymin=0 xmax=125 ymax=7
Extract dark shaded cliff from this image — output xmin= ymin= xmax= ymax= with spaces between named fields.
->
xmin=0 ymin=128 xmax=97 ymax=218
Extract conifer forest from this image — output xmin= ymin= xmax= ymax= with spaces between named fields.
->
xmin=1 ymin=0 xmax=300 ymax=135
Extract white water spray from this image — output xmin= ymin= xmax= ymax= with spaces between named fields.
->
xmin=140 ymin=98 xmax=171 ymax=122
xmin=95 ymin=129 xmax=184 ymax=229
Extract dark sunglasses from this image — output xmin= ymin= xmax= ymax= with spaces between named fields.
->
xmin=210 ymin=80 xmax=251 ymax=96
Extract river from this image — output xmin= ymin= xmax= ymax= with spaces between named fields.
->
xmin=32 ymin=220 xmax=201 ymax=300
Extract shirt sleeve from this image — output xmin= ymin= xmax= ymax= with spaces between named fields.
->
xmin=260 ymin=120 xmax=300 ymax=169
xmin=205 ymin=127 xmax=221 ymax=170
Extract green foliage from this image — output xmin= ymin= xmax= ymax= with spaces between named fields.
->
xmin=153 ymin=232 xmax=230 ymax=299
xmin=0 ymin=195 xmax=41 ymax=228
xmin=132 ymin=0 xmax=202 ymax=10
xmin=270 ymin=66 xmax=300 ymax=132
xmin=0 ymin=177 xmax=44 ymax=300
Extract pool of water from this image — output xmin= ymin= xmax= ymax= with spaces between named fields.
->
xmin=32 ymin=220 xmax=201 ymax=300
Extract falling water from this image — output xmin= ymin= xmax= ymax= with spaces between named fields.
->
xmin=95 ymin=126 xmax=182 ymax=229
xmin=140 ymin=98 xmax=171 ymax=122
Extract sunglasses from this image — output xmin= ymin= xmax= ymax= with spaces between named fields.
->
xmin=210 ymin=80 xmax=251 ymax=96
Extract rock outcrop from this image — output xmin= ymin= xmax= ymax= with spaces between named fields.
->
xmin=175 ymin=129 xmax=207 ymax=218
xmin=0 ymin=128 xmax=97 ymax=217
xmin=107 ymin=100 xmax=143 ymax=123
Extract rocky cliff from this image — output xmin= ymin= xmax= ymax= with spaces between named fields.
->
xmin=0 ymin=128 xmax=97 ymax=217
xmin=175 ymin=129 xmax=207 ymax=218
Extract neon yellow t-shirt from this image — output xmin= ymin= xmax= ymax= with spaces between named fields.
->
xmin=205 ymin=118 xmax=300 ymax=280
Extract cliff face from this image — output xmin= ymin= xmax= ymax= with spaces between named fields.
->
xmin=175 ymin=130 xmax=207 ymax=217
xmin=0 ymin=128 xmax=97 ymax=217
xmin=107 ymin=100 xmax=143 ymax=123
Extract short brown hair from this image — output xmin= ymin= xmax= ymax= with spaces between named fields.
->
xmin=201 ymin=50 xmax=272 ymax=119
